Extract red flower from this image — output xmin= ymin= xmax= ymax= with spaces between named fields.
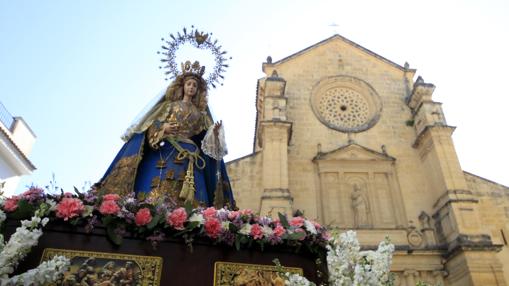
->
xmin=250 ymin=224 xmax=264 ymax=240
xmin=99 ymin=200 xmax=120 ymax=215
xmin=3 ymin=196 xmax=19 ymax=212
xmin=135 ymin=208 xmax=152 ymax=226
xmin=103 ymin=194 xmax=120 ymax=201
xmin=56 ymin=198 xmax=85 ymax=221
xmin=167 ymin=208 xmax=187 ymax=230
xmin=273 ymin=225 xmax=286 ymax=237
xmin=289 ymin=216 xmax=305 ymax=227
xmin=202 ymin=207 xmax=217 ymax=220
xmin=204 ymin=218 xmax=222 ymax=239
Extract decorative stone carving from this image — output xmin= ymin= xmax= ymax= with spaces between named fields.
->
xmin=351 ymin=184 xmax=370 ymax=228
xmin=418 ymin=211 xmax=431 ymax=229
xmin=407 ymin=228 xmax=424 ymax=248
xmin=310 ymin=76 xmax=382 ymax=133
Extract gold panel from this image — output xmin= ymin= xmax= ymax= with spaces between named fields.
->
xmin=213 ymin=261 xmax=303 ymax=286
xmin=41 ymin=248 xmax=163 ymax=286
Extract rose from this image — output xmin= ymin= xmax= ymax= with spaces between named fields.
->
xmin=102 ymin=194 xmax=120 ymax=201
xmin=135 ymin=208 xmax=152 ymax=226
xmin=167 ymin=208 xmax=187 ymax=230
xmin=250 ymin=224 xmax=264 ymax=240
xmin=204 ymin=218 xmax=222 ymax=239
xmin=99 ymin=200 xmax=120 ymax=215
xmin=3 ymin=197 xmax=19 ymax=212
xmin=289 ymin=216 xmax=305 ymax=227
xmin=56 ymin=198 xmax=85 ymax=221
xmin=202 ymin=207 xmax=217 ymax=220
xmin=273 ymin=225 xmax=286 ymax=237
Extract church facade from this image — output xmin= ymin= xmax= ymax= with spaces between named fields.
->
xmin=227 ymin=35 xmax=509 ymax=286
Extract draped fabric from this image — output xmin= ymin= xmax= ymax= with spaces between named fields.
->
xmin=99 ymin=100 xmax=235 ymax=208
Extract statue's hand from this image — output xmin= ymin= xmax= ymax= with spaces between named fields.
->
xmin=163 ymin=122 xmax=178 ymax=135
xmin=213 ymin=120 xmax=222 ymax=137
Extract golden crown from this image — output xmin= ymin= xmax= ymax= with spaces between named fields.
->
xmin=181 ymin=60 xmax=205 ymax=77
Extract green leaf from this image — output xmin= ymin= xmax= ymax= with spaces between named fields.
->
xmin=235 ymin=235 xmax=241 ymax=251
xmin=228 ymin=223 xmax=238 ymax=233
xmin=102 ymin=215 xmax=114 ymax=226
xmin=288 ymin=231 xmax=306 ymax=241
xmin=278 ymin=212 xmax=290 ymax=228
xmin=147 ymin=215 xmax=161 ymax=230
xmin=187 ymin=221 xmax=200 ymax=230
xmin=106 ymin=225 xmax=123 ymax=246
xmin=10 ymin=200 xmax=36 ymax=220
xmin=184 ymin=201 xmax=193 ymax=216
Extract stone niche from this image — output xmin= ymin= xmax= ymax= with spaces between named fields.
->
xmin=313 ymin=144 xmax=406 ymax=229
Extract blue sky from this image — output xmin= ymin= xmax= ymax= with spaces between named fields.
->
xmin=1 ymin=0 xmax=508 ymax=193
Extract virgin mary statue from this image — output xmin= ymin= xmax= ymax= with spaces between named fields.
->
xmin=97 ymin=61 xmax=235 ymax=208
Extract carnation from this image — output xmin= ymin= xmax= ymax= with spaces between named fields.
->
xmin=204 ymin=218 xmax=222 ymax=239
xmin=102 ymin=194 xmax=120 ymax=201
xmin=99 ymin=200 xmax=120 ymax=215
xmin=202 ymin=207 xmax=217 ymax=220
xmin=250 ymin=224 xmax=264 ymax=240
xmin=56 ymin=198 xmax=85 ymax=221
xmin=273 ymin=225 xmax=286 ymax=237
xmin=3 ymin=197 xmax=19 ymax=212
xmin=290 ymin=216 xmax=305 ymax=227
xmin=167 ymin=207 xmax=187 ymax=230
xmin=135 ymin=208 xmax=152 ymax=226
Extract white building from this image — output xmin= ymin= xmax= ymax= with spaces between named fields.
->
xmin=0 ymin=102 xmax=36 ymax=196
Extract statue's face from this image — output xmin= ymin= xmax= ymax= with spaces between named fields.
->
xmin=184 ymin=78 xmax=198 ymax=98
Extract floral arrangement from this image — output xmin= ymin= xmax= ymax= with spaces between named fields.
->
xmin=279 ymin=230 xmax=395 ymax=286
xmin=0 ymin=187 xmax=399 ymax=285
xmin=0 ymin=187 xmax=330 ymax=254
xmin=0 ymin=205 xmax=70 ymax=285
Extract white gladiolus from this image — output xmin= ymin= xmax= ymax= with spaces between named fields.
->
xmin=0 ymin=208 xmax=71 ymax=285
xmin=285 ymin=230 xmax=394 ymax=286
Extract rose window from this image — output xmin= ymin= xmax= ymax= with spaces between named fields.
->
xmin=310 ymin=76 xmax=382 ymax=132
xmin=318 ymin=88 xmax=370 ymax=129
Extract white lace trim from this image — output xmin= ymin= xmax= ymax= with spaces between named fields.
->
xmin=201 ymin=124 xmax=228 ymax=160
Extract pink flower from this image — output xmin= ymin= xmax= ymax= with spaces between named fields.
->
xmin=322 ymin=231 xmax=332 ymax=241
xmin=63 ymin=192 xmax=73 ymax=198
xmin=135 ymin=208 xmax=152 ymax=226
xmin=99 ymin=200 xmax=120 ymax=215
xmin=167 ymin=208 xmax=187 ymax=230
xmin=227 ymin=211 xmax=239 ymax=221
xmin=204 ymin=218 xmax=222 ymax=239
xmin=312 ymin=221 xmax=322 ymax=229
xmin=273 ymin=225 xmax=286 ymax=237
xmin=56 ymin=198 xmax=85 ymax=221
xmin=3 ymin=197 xmax=19 ymax=212
xmin=239 ymin=209 xmax=252 ymax=216
xmin=290 ymin=217 xmax=305 ymax=227
xmin=202 ymin=207 xmax=217 ymax=220
xmin=22 ymin=187 xmax=44 ymax=202
xmin=103 ymin=194 xmax=120 ymax=201
xmin=250 ymin=224 xmax=264 ymax=240
xmin=294 ymin=228 xmax=306 ymax=240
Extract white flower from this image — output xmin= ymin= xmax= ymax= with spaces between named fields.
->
xmin=1 ymin=255 xmax=70 ymax=285
xmin=262 ymin=225 xmax=273 ymax=236
xmin=304 ymin=220 xmax=317 ymax=235
xmin=221 ymin=221 xmax=230 ymax=230
xmin=189 ymin=213 xmax=204 ymax=225
xmin=239 ymin=224 xmax=252 ymax=235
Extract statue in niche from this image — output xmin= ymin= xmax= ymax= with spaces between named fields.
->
xmin=351 ymin=184 xmax=370 ymax=228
